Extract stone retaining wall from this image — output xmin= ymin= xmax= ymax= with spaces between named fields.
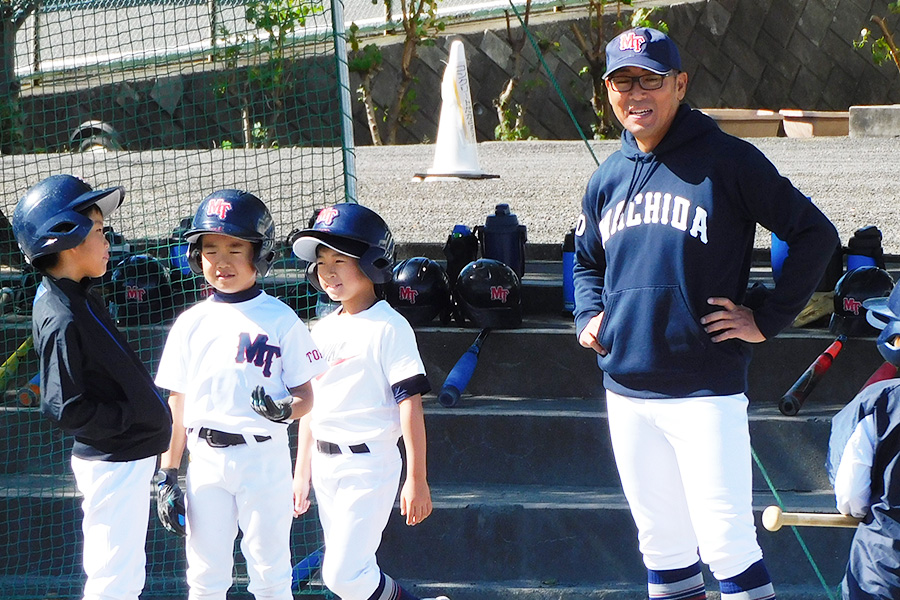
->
xmin=16 ymin=0 xmax=900 ymax=149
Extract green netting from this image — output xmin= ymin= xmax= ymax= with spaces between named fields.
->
xmin=0 ymin=0 xmax=354 ymax=596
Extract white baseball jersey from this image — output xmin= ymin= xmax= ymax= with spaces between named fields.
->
xmin=155 ymin=291 xmax=326 ymax=435
xmin=309 ymin=300 xmax=426 ymax=444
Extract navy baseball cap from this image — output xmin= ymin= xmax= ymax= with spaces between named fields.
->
xmin=603 ymin=28 xmax=681 ymax=79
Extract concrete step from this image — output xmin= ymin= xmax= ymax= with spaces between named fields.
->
xmin=0 ymin=396 xmax=842 ymax=493
xmin=416 ymin=322 xmax=886 ymax=403
xmin=377 ymin=485 xmax=853 ymax=591
xmin=420 ymin=396 xmax=840 ymax=491
xmin=0 ymin=482 xmax=854 ymax=598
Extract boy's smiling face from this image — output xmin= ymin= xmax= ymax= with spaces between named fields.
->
xmin=200 ymin=233 xmax=257 ymax=293
xmin=316 ymin=245 xmax=376 ymax=313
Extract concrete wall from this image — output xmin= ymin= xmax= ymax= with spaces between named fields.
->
xmin=15 ymin=0 xmax=900 ymax=149
xmin=360 ymin=0 xmax=900 ymax=144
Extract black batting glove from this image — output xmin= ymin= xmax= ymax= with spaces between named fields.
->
xmin=251 ymin=385 xmax=293 ymax=422
xmin=156 ymin=468 xmax=186 ymax=537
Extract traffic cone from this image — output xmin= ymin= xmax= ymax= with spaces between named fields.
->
xmin=414 ymin=40 xmax=498 ymax=181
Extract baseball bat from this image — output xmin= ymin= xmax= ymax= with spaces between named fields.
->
xmin=0 ymin=335 xmax=34 ymax=390
xmin=762 ymin=506 xmax=860 ymax=532
xmin=778 ymin=335 xmax=846 ymax=416
xmin=859 ymin=361 xmax=900 ymax=392
xmin=437 ymin=328 xmax=491 ymax=408
xmin=291 ymin=546 xmax=324 ymax=591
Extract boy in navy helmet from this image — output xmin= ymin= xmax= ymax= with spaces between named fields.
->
xmin=290 ymin=203 xmax=449 ymax=600
xmin=829 ymin=282 xmax=900 ymax=599
xmin=12 ymin=174 xmax=172 ymax=600
xmin=155 ymin=189 xmax=325 ymax=600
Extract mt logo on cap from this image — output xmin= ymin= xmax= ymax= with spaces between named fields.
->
xmin=603 ymin=27 xmax=682 ymax=79
xmin=619 ymin=31 xmax=647 ymax=53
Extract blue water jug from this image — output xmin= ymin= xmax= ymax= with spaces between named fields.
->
xmin=770 ymin=232 xmax=788 ymax=284
xmin=562 ymin=228 xmax=575 ymax=314
xmin=479 ymin=204 xmax=527 ymax=279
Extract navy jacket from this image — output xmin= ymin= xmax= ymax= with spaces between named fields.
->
xmin=33 ymin=276 xmax=171 ymax=461
xmin=574 ymin=104 xmax=839 ymax=399
xmin=830 ymin=380 xmax=900 ymax=599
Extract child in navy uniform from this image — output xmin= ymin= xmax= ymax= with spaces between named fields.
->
xmin=290 ymin=203 xmax=449 ymax=600
xmin=13 ymin=174 xmax=172 ymax=600
xmin=829 ymin=282 xmax=900 ymax=600
xmin=155 ymin=189 xmax=325 ymax=600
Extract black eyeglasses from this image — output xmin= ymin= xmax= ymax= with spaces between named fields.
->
xmin=607 ymin=72 xmax=675 ymax=92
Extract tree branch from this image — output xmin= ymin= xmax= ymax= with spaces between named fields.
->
xmin=872 ymin=15 xmax=900 ymax=75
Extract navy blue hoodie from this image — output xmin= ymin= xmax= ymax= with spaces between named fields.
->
xmin=574 ymin=104 xmax=838 ymax=399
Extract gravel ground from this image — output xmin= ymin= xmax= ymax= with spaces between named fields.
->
xmin=2 ymin=136 xmax=898 ymax=255
xmin=355 ymin=137 xmax=900 ymax=254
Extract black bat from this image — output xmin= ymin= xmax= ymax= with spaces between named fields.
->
xmin=437 ymin=328 xmax=491 ymax=407
xmin=779 ymin=335 xmax=846 ymax=416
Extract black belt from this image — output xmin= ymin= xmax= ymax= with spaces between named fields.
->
xmin=197 ymin=427 xmax=271 ymax=448
xmin=316 ymin=440 xmax=370 ymax=455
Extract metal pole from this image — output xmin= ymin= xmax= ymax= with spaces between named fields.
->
xmin=330 ymin=0 xmax=357 ymax=203
xmin=32 ymin=0 xmax=41 ymax=80
xmin=208 ymin=0 xmax=218 ymax=58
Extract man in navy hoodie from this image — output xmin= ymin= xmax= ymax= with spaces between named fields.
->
xmin=574 ymin=28 xmax=838 ymax=600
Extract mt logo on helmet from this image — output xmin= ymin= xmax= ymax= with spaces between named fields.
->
xmin=205 ymin=198 xmax=232 ymax=220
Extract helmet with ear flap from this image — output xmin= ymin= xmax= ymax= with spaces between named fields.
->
xmin=291 ymin=203 xmax=395 ymax=286
xmin=185 ymin=189 xmax=276 ymax=276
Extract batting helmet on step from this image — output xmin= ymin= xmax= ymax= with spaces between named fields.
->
xmin=108 ymin=254 xmax=175 ymax=326
xmin=864 ymin=284 xmax=900 ymax=367
xmin=454 ymin=258 xmax=522 ymax=329
xmin=185 ymin=189 xmax=276 ymax=277
xmin=386 ymin=257 xmax=452 ymax=326
xmin=829 ymin=266 xmax=895 ymax=337
xmin=12 ymin=174 xmax=124 ymax=265
xmin=291 ymin=203 xmax=394 ymax=291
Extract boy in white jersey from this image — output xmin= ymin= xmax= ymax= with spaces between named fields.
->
xmin=291 ymin=203 xmax=448 ymax=600
xmin=155 ymin=189 xmax=326 ymax=600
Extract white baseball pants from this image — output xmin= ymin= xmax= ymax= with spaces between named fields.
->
xmin=71 ymin=454 xmax=156 ymax=600
xmin=605 ymin=391 xmax=764 ymax=580
xmin=312 ymin=440 xmax=402 ymax=600
xmin=185 ymin=429 xmax=293 ymax=600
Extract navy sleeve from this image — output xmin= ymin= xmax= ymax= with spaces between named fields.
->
xmin=733 ymin=144 xmax=839 ymax=338
xmin=392 ymin=374 xmax=431 ymax=403
xmin=37 ymin=318 xmax=131 ymax=438
xmin=573 ymin=169 xmax=608 ymax=337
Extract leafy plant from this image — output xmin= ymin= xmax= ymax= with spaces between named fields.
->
xmin=211 ymin=0 xmax=322 ymax=147
xmin=493 ymin=0 xmax=545 ymax=141
xmin=854 ymin=5 xmax=900 ymax=75
xmin=346 ymin=0 xmax=445 ymax=144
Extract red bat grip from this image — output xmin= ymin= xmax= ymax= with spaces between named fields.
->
xmin=779 ymin=336 xmax=845 ymax=416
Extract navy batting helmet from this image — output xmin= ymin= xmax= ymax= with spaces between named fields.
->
xmin=454 ymin=258 xmax=522 ymax=329
xmin=12 ymin=174 xmax=124 ymax=265
xmin=108 ymin=254 xmax=174 ymax=326
xmin=185 ymin=189 xmax=276 ymax=276
xmin=386 ymin=257 xmax=452 ymax=326
xmin=829 ymin=266 xmax=895 ymax=337
xmin=864 ymin=284 xmax=900 ymax=367
xmin=291 ymin=203 xmax=394 ymax=290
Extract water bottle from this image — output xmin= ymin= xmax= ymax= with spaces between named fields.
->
xmin=443 ymin=224 xmax=479 ymax=287
xmin=168 ymin=216 xmax=194 ymax=278
xmin=562 ymin=228 xmax=575 ymax=314
xmin=770 ymin=232 xmax=788 ymax=284
xmin=846 ymin=225 xmax=884 ymax=271
xmin=478 ymin=204 xmax=527 ymax=279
